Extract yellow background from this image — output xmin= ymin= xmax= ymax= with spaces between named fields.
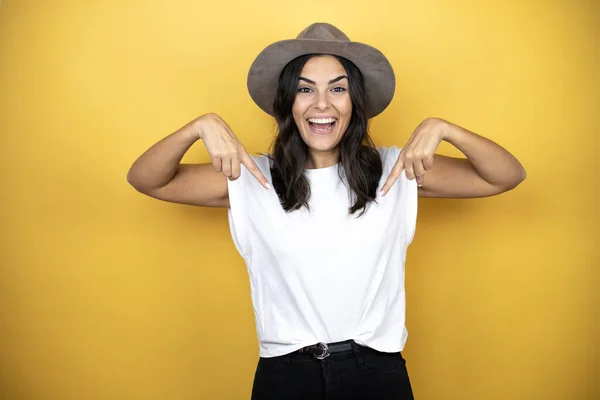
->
xmin=1 ymin=0 xmax=598 ymax=399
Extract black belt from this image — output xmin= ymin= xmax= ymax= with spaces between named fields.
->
xmin=297 ymin=340 xmax=355 ymax=360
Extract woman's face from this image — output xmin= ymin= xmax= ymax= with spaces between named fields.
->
xmin=292 ymin=55 xmax=353 ymax=157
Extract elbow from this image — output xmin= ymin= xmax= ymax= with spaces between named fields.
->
xmin=500 ymin=166 xmax=526 ymax=193
xmin=126 ymin=168 xmax=138 ymax=189
xmin=488 ymin=165 xmax=526 ymax=195
xmin=126 ymin=167 xmax=147 ymax=193
xmin=514 ymin=164 xmax=527 ymax=187
xmin=126 ymin=166 xmax=167 ymax=196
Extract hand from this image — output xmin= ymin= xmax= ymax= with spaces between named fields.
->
xmin=194 ymin=113 xmax=271 ymax=189
xmin=380 ymin=117 xmax=448 ymax=196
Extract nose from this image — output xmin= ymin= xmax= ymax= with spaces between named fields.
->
xmin=314 ymin=90 xmax=330 ymax=111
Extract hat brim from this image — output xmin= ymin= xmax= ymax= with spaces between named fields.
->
xmin=247 ymin=38 xmax=395 ymax=119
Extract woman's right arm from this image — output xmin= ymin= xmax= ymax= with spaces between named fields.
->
xmin=126 ymin=113 xmax=270 ymax=208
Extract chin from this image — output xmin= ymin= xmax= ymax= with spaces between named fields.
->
xmin=307 ymin=144 xmax=338 ymax=153
xmin=302 ymin=135 xmax=341 ymax=151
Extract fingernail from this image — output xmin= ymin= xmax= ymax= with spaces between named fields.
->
xmin=265 ymin=182 xmax=272 ymax=190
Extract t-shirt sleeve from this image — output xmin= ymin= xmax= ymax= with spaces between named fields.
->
xmin=226 ymin=165 xmax=251 ymax=259
xmin=226 ymin=155 xmax=270 ymax=259
xmin=378 ymin=145 xmax=419 ymax=245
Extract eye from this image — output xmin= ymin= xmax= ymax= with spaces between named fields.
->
xmin=297 ymin=87 xmax=312 ymax=93
xmin=332 ymin=86 xmax=347 ymax=93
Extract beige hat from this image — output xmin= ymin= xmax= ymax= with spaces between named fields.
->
xmin=247 ymin=22 xmax=396 ymax=119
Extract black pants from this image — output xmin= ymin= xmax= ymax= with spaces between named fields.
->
xmin=251 ymin=340 xmax=414 ymax=399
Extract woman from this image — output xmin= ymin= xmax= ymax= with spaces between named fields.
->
xmin=127 ymin=23 xmax=525 ymax=400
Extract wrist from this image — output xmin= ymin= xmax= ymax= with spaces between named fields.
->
xmin=435 ymin=118 xmax=458 ymax=143
xmin=189 ymin=115 xmax=207 ymax=141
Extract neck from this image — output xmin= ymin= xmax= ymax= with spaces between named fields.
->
xmin=306 ymin=149 xmax=340 ymax=169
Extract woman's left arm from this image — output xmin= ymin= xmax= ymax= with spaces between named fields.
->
xmin=380 ymin=117 xmax=526 ymax=198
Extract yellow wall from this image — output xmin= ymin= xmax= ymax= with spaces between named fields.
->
xmin=1 ymin=0 xmax=598 ymax=398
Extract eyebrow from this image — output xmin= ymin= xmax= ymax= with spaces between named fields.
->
xmin=298 ymin=75 xmax=348 ymax=85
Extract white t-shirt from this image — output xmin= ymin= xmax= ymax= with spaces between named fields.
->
xmin=227 ymin=146 xmax=418 ymax=357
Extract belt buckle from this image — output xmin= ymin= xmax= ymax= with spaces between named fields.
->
xmin=314 ymin=342 xmax=330 ymax=360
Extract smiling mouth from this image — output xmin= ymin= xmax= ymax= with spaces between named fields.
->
xmin=307 ymin=117 xmax=338 ymax=134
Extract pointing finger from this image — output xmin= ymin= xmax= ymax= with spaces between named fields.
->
xmin=380 ymin=159 xmax=404 ymax=197
xmin=240 ymin=151 xmax=271 ymax=190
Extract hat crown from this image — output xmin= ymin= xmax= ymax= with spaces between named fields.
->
xmin=296 ymin=23 xmax=350 ymax=42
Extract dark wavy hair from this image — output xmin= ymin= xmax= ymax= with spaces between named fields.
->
xmin=269 ymin=54 xmax=383 ymax=216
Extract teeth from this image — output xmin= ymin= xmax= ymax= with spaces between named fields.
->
xmin=308 ymin=118 xmax=336 ymax=124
